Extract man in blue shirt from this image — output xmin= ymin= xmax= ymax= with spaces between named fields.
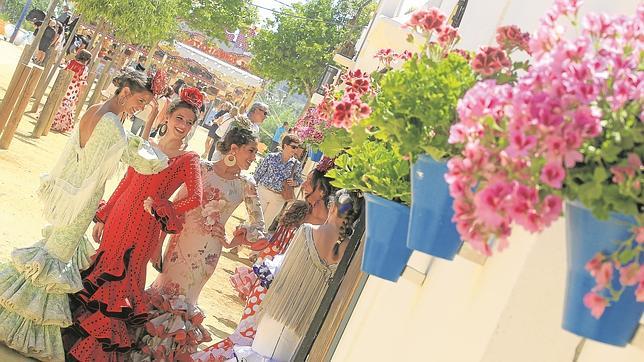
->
xmin=254 ymin=134 xmax=304 ymax=226
xmin=270 ymin=122 xmax=289 ymax=152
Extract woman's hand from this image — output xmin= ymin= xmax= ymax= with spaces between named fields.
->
xmin=92 ymin=222 xmax=104 ymax=243
xmin=230 ymin=227 xmax=249 ymax=247
xmin=143 ymin=196 xmax=155 ymax=215
xmin=285 ymin=178 xmax=297 ymax=187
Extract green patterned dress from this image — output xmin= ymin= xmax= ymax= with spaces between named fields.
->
xmin=0 ymin=112 xmax=168 ymax=361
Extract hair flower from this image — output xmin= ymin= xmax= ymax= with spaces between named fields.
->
xmin=180 ymin=87 xmax=204 ymax=110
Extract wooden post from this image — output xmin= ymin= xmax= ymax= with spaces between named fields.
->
xmin=32 ymin=69 xmax=75 ymax=138
xmin=21 ymin=0 xmax=60 ymax=65
xmin=74 ymin=30 xmax=107 ymax=121
xmin=88 ymin=59 xmax=114 ymax=107
xmin=30 ymin=15 xmax=82 ymax=113
xmin=0 ymin=63 xmax=32 ymax=132
xmin=0 ymin=66 xmax=44 ymax=149
xmin=28 ymin=49 xmax=59 ymax=112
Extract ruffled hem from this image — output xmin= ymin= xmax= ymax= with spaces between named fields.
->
xmin=131 ymin=292 xmax=211 ymax=361
xmin=68 ymin=247 xmax=145 ymax=359
xmin=0 ymin=264 xmax=72 ymax=326
xmin=10 ymin=236 xmax=95 ymax=293
xmin=0 ymin=304 xmax=66 ymax=361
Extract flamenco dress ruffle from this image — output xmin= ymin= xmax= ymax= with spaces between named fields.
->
xmin=130 ymin=292 xmax=212 ymax=361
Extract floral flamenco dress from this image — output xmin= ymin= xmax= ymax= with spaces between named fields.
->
xmin=51 ymin=60 xmax=89 ymax=133
xmin=193 ymin=223 xmax=298 ymax=361
xmin=66 ymin=152 xmax=202 ymax=362
xmin=0 ymin=113 xmax=167 ymax=361
xmin=131 ymin=161 xmax=266 ymax=361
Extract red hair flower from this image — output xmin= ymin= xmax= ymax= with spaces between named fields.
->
xmin=180 ymin=87 xmax=204 ymax=110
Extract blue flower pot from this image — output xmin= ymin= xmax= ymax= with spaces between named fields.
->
xmin=563 ymin=202 xmax=643 ymax=346
xmin=309 ymin=149 xmax=323 ymax=162
xmin=362 ymin=193 xmax=412 ymax=282
xmin=406 ymin=155 xmax=463 ymax=260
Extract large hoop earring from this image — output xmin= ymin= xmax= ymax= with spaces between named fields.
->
xmin=224 ymin=154 xmax=237 ymax=167
xmin=158 ymin=123 xmax=168 ymax=137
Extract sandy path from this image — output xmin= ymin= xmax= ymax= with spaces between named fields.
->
xmin=0 ymin=41 xmax=249 ymax=360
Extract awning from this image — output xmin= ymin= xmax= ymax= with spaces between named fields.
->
xmin=174 ymin=42 xmax=263 ymax=89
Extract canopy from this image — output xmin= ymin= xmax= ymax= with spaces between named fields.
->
xmin=174 ymin=42 xmax=263 ymax=89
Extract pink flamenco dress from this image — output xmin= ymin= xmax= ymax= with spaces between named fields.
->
xmin=50 ymin=60 xmax=88 ymax=133
xmin=130 ymin=161 xmax=266 ymax=362
xmin=65 ymin=152 xmax=202 ymax=362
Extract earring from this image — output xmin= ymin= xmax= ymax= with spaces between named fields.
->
xmin=224 ymin=154 xmax=237 ymax=167
xmin=118 ymin=96 xmax=126 ymax=106
xmin=158 ymin=123 xmax=168 ymax=136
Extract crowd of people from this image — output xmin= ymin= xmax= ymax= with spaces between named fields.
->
xmin=0 ymin=66 xmax=362 ymax=362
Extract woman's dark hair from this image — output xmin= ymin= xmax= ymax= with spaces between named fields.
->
xmin=279 ymin=200 xmax=311 ymax=229
xmin=167 ymin=100 xmax=200 ymax=121
xmin=217 ymin=127 xmax=257 ymax=153
xmin=281 ymin=133 xmax=301 ymax=148
xmin=75 ymin=49 xmax=92 ymax=64
xmin=332 ymin=189 xmax=363 ymax=256
xmin=113 ymin=70 xmax=152 ymax=96
xmin=310 ymin=169 xmax=336 ymax=206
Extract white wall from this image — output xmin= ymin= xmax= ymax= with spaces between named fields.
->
xmin=331 ymin=1 xmax=643 ymax=361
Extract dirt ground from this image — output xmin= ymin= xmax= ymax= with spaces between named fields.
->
xmin=0 ymin=41 xmax=251 ymax=360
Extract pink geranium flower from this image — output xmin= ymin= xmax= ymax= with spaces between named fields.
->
xmin=540 ymin=161 xmax=566 ymax=189
xmin=583 ymin=292 xmax=608 ymax=318
xmin=471 ymin=46 xmax=511 ymax=76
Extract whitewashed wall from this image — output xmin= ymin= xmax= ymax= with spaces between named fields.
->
xmin=331 ymin=1 xmax=643 ymax=361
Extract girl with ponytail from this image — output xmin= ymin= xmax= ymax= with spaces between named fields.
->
xmin=195 ymin=189 xmax=363 ymax=362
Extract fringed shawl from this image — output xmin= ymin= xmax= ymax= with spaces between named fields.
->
xmin=260 ymin=224 xmax=337 ymax=336
xmin=38 ymin=113 xmax=167 ymax=226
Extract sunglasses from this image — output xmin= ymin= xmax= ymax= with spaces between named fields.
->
xmin=288 ymin=144 xmax=301 ymax=150
xmin=258 ymin=109 xmax=268 ymax=116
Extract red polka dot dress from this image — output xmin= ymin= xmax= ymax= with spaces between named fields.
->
xmin=51 ymin=61 xmax=88 ymax=133
xmin=66 ymin=152 xmax=202 ymax=362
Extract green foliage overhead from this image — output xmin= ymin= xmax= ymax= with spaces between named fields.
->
xmin=75 ymin=0 xmax=180 ymax=45
xmin=2 ymin=0 xmax=50 ymax=23
xmin=179 ymin=0 xmax=257 ymax=41
xmin=326 ymin=140 xmax=411 ymax=204
xmin=250 ymin=0 xmax=375 ymax=97
xmin=368 ymin=51 xmax=476 ymax=161
xmin=75 ymin=0 xmax=256 ymax=46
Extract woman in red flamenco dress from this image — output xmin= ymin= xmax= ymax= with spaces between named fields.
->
xmin=65 ymin=88 xmax=205 ymax=362
xmin=50 ymin=49 xmax=92 ymax=133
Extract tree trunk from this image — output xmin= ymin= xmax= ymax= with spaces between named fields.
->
xmin=23 ymin=0 xmax=60 ymax=64
xmin=144 ymin=40 xmax=159 ymax=69
xmin=74 ymin=26 xmax=108 ymax=121
xmin=29 ymin=15 xmax=83 ymax=113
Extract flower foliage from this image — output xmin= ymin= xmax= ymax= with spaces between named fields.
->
xmin=446 ymin=0 xmax=643 ymax=316
xmin=326 ymin=140 xmax=411 ymax=204
xmin=365 ymin=7 xmax=477 ymax=161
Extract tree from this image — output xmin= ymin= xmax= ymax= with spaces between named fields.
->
xmin=3 ymin=0 xmax=50 ymax=23
xmin=74 ymin=0 xmax=256 ymax=46
xmin=250 ymin=0 xmax=375 ymax=99
xmin=75 ymin=0 xmax=180 ymax=46
xmin=178 ymin=0 xmax=257 ymax=41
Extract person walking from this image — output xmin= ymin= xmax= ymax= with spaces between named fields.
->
xmin=253 ymin=134 xmax=304 ymax=227
xmin=270 ymin=122 xmax=288 ymax=152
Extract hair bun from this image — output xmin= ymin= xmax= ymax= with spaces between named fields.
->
xmin=180 ymin=87 xmax=204 ymax=110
